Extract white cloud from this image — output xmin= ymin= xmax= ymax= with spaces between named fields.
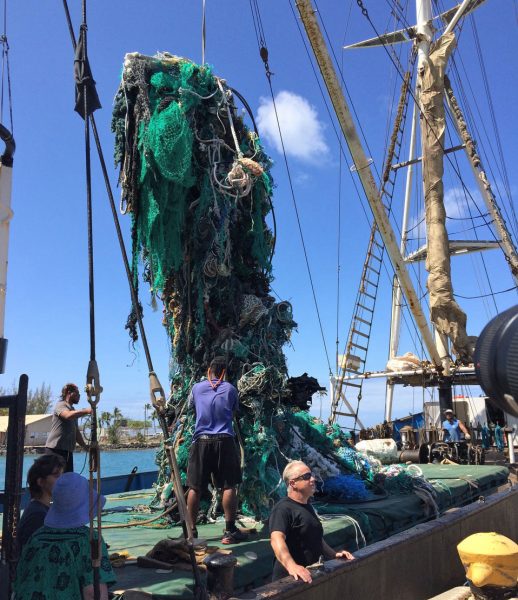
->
xmin=407 ymin=186 xmax=481 ymax=242
xmin=444 ymin=186 xmax=475 ymax=219
xmin=294 ymin=172 xmax=310 ymax=185
xmin=256 ymin=91 xmax=329 ymax=163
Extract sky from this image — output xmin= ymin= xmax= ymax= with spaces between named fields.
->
xmin=2 ymin=0 xmax=517 ymax=426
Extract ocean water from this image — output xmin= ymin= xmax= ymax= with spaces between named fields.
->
xmin=0 ymin=447 xmax=159 ymax=489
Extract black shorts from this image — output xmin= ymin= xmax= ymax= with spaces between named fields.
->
xmin=186 ymin=435 xmax=242 ymax=491
xmin=45 ymin=447 xmax=74 ymax=473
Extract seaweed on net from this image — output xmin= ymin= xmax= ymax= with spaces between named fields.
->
xmin=112 ymin=53 xmax=423 ymax=520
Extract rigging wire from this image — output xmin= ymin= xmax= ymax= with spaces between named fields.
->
xmin=440 ymin=4 xmax=518 ymax=241
xmin=201 ymin=0 xmax=206 ymax=65
xmin=336 ymin=138 xmax=343 ymax=373
xmin=446 ymin=127 xmax=501 ymax=314
xmin=288 ymin=0 xmax=430 ymax=372
xmin=289 ymin=1 xmax=433 ymax=369
xmin=249 ymin=0 xmax=333 ymax=376
xmin=307 ymin=1 xmax=441 ymax=318
xmin=312 ymin=0 xmax=382 ymax=185
xmin=354 ymin=0 xmax=518 ymax=295
xmin=454 ymin=286 xmax=516 ymax=300
xmin=76 ymin=3 xmax=103 ymax=598
xmin=469 ymin=15 xmax=518 ymax=237
xmin=380 ymin=0 xmax=410 ymax=188
xmin=336 ymin=0 xmax=354 ymax=372
xmin=0 ymin=0 xmax=13 ymax=132
xmin=448 ymin=55 xmax=516 ymax=238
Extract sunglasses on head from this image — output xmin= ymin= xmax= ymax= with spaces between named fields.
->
xmin=291 ymin=471 xmax=314 ymax=482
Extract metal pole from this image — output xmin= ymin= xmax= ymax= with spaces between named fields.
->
xmin=415 ymin=0 xmax=432 ymax=69
xmin=505 ymin=428 xmax=516 ymax=464
xmin=389 ymin=100 xmax=419 ymax=360
xmin=0 ymin=124 xmax=15 ymax=374
xmin=417 ymin=0 xmax=454 ymax=398
xmin=385 ymin=99 xmax=419 ymax=422
xmin=442 ymin=0 xmax=473 ymax=36
xmin=295 ymin=0 xmax=442 ymax=367
xmin=340 ymin=365 xmax=475 ymax=381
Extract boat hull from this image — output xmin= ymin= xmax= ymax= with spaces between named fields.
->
xmin=247 ymin=486 xmax=518 ymax=600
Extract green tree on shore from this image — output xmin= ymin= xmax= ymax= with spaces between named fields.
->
xmin=107 ymin=407 xmax=123 ymax=444
xmin=0 ymin=382 xmax=52 ymax=415
xmin=144 ymin=403 xmax=151 ymax=438
xmin=27 ymin=383 xmax=53 ymax=414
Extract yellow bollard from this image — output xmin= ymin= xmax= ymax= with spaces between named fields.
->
xmin=457 ymin=532 xmax=518 ymax=589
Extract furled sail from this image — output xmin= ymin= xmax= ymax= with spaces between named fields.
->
xmin=418 ymin=33 xmax=472 ymax=363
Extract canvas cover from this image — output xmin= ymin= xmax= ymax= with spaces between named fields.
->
xmin=418 ymin=33 xmax=472 ymax=363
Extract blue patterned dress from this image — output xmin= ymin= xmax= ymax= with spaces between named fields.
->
xmin=14 ymin=525 xmax=116 ymax=599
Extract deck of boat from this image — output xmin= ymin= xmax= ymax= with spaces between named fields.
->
xmin=101 ymin=463 xmax=509 ymax=599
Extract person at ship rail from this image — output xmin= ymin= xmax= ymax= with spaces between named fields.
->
xmin=44 ymin=382 xmax=92 ymax=472
xmin=442 ymin=408 xmax=471 ymax=442
xmin=17 ymin=453 xmax=66 ymax=547
xmin=269 ymin=460 xmax=355 ymax=583
xmin=186 ymin=356 xmax=247 ymax=545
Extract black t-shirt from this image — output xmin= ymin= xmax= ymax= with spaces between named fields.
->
xmin=269 ymin=496 xmax=324 ymax=580
xmin=18 ymin=500 xmax=49 ymax=546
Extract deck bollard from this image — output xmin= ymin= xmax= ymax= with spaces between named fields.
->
xmin=203 ymin=552 xmax=238 ymax=599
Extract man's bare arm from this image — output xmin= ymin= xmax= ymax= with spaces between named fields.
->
xmin=270 ymin=531 xmax=312 ymax=583
xmin=459 ymin=420 xmax=470 ymax=435
xmin=59 ymin=407 xmax=92 ymax=420
xmin=322 ymin=540 xmax=354 ymax=561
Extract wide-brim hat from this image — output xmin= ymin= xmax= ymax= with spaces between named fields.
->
xmin=45 ymin=472 xmax=106 ymax=529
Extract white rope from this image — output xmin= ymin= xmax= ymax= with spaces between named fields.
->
xmin=216 ymin=78 xmax=242 ymax=158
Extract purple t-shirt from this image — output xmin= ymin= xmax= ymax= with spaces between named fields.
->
xmin=189 ymin=380 xmax=238 ymax=439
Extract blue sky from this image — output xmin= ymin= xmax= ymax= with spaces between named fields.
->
xmin=3 ymin=1 xmax=517 ymax=425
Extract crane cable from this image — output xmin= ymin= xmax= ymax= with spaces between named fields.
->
xmin=71 ymin=2 xmax=103 ymax=598
xmin=249 ymin=0 xmax=333 ymax=376
xmin=469 ymin=15 xmax=518 ymax=237
xmin=0 ymin=0 xmax=13 ymax=132
xmin=61 ymin=3 xmax=208 ymax=595
xmin=0 ymin=0 xmax=14 ymax=135
xmin=60 ymin=2 xmax=169 ymax=598
xmin=61 ymin=0 xmax=167 ymax=415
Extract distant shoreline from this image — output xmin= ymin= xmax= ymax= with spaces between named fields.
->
xmin=0 ymin=442 xmax=162 ymax=456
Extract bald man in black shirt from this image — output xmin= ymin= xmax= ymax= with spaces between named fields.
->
xmin=269 ymin=461 xmax=354 ymax=583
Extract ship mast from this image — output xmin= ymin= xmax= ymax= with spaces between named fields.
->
xmin=298 ymin=0 xmax=518 ymax=428
xmin=295 ymin=0 xmax=442 ymax=369
xmin=388 ymin=0 xmax=518 ymax=419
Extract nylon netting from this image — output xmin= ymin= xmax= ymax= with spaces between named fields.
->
xmin=112 ymin=53 xmax=427 ymax=520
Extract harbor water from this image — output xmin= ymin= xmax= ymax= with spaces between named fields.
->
xmin=0 ymin=447 xmax=158 ymax=489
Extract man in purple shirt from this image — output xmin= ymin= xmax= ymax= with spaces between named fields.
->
xmin=186 ymin=356 xmax=246 ymax=544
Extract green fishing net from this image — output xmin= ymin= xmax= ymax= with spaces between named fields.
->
xmin=112 ymin=52 xmax=406 ymax=520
